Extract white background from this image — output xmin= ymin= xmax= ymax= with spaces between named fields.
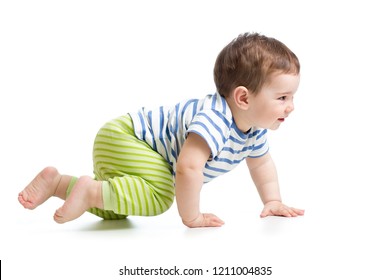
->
xmin=1 ymin=0 xmax=389 ymax=279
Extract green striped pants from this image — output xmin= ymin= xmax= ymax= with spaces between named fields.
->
xmin=67 ymin=115 xmax=175 ymax=220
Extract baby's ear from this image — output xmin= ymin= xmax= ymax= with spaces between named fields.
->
xmin=232 ymin=86 xmax=250 ymax=110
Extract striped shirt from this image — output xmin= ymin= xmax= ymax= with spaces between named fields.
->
xmin=129 ymin=93 xmax=269 ymax=183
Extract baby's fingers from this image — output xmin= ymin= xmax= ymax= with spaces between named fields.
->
xmin=276 ymin=206 xmax=305 ymax=217
xmin=260 ymin=207 xmax=271 ymax=218
xmin=279 ymin=207 xmax=293 ymax=217
xmin=290 ymin=207 xmax=305 ymax=216
xmin=203 ymin=213 xmax=225 ymax=227
xmin=260 ymin=203 xmax=304 ymax=218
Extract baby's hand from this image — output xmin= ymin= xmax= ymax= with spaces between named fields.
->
xmin=182 ymin=213 xmax=225 ymax=228
xmin=260 ymin=201 xmax=304 ymax=218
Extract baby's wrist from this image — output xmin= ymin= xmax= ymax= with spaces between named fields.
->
xmin=264 ymin=199 xmax=282 ymax=205
xmin=181 ymin=213 xmax=201 ymax=224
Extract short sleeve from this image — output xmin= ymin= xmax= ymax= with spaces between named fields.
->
xmin=187 ymin=109 xmax=231 ymax=158
xmin=248 ymin=129 xmax=269 ymax=158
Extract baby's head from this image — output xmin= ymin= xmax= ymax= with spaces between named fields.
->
xmin=214 ymin=32 xmax=300 ymax=97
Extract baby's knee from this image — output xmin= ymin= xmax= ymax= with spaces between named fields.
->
xmin=154 ymin=194 xmax=174 ymax=216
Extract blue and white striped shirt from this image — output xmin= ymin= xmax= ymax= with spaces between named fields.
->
xmin=129 ymin=93 xmax=269 ymax=183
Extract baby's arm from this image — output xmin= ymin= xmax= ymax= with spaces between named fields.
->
xmin=175 ymin=133 xmax=225 ymax=228
xmin=246 ymin=153 xmax=304 ymax=218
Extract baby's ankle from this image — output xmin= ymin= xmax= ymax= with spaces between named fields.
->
xmin=92 ymin=180 xmax=103 ymax=209
xmin=80 ymin=177 xmax=103 ymax=209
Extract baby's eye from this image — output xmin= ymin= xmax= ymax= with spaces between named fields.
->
xmin=278 ymin=96 xmax=286 ymax=101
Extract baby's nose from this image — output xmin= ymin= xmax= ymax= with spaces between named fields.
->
xmin=286 ymin=101 xmax=294 ymax=113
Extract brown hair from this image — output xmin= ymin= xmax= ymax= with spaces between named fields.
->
xmin=214 ymin=32 xmax=300 ymax=97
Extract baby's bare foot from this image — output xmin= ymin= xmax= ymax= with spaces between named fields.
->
xmin=54 ymin=176 xmax=102 ymax=224
xmin=18 ymin=167 xmax=61 ymax=210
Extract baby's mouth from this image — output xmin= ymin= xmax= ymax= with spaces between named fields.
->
xmin=278 ymin=118 xmax=285 ymax=122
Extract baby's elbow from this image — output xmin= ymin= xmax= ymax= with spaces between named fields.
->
xmin=176 ymin=159 xmax=204 ymax=178
xmin=176 ymin=161 xmax=195 ymax=175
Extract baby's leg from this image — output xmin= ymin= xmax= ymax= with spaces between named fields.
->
xmin=19 ymin=167 xmax=104 ymax=223
xmin=18 ymin=166 xmax=70 ymax=209
xmin=92 ymin=115 xmax=174 ymax=217
xmin=54 ymin=176 xmax=103 ymax=224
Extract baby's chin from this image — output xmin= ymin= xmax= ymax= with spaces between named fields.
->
xmin=269 ymin=123 xmax=282 ymax=130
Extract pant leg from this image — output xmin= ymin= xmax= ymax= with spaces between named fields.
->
xmin=66 ymin=177 xmax=127 ymax=220
xmin=90 ymin=114 xmax=175 ymax=219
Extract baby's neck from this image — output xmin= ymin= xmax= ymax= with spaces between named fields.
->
xmin=225 ymin=97 xmax=251 ymax=133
